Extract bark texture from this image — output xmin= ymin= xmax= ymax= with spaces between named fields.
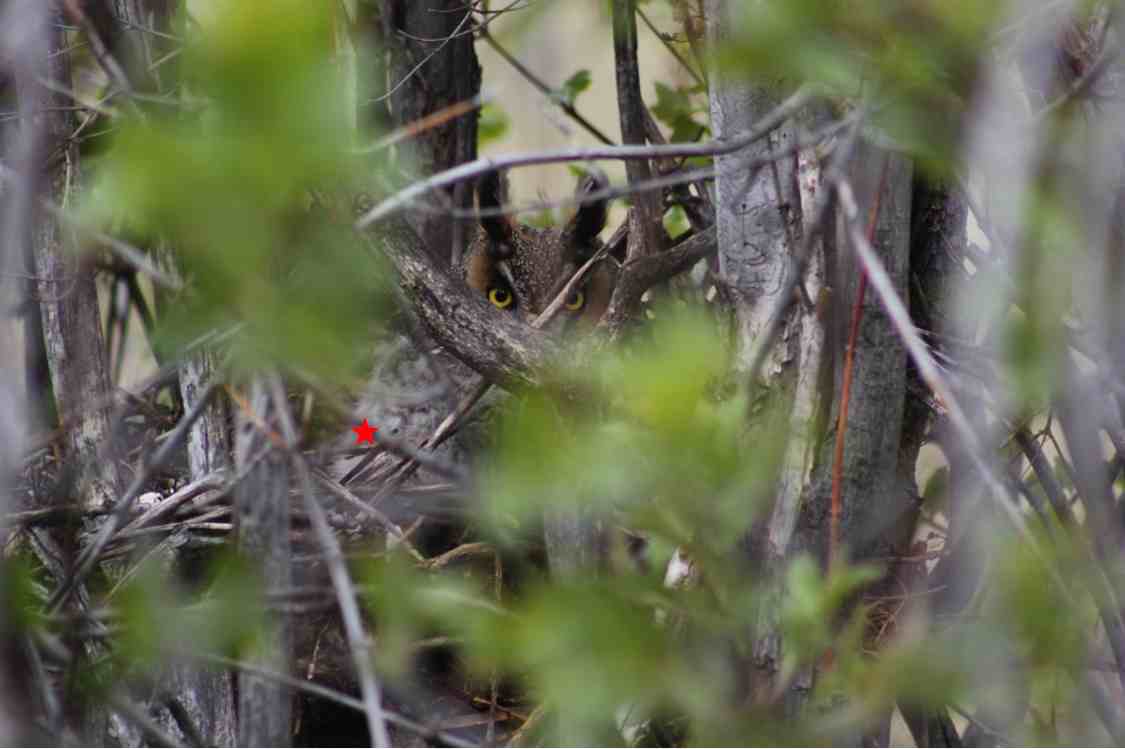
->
xmin=794 ymin=145 xmax=913 ymax=565
xmin=705 ymin=0 xmax=801 ymax=379
xmin=382 ymin=0 xmax=480 ymax=267
xmin=235 ymin=381 xmax=292 ymax=747
xmin=704 ymin=0 xmax=813 ymax=708
xmin=30 ymin=10 xmax=120 ymax=514
xmin=789 ymin=143 xmax=914 ymax=716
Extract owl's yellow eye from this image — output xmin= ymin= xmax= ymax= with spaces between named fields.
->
xmin=564 ymin=289 xmax=585 ymax=311
xmin=488 ymin=287 xmax=514 ymax=309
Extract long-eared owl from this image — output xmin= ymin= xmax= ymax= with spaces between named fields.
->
xmin=462 ymin=168 xmax=614 ymax=331
xmin=335 ymin=168 xmax=615 ymax=518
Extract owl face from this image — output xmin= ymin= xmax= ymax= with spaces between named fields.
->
xmin=462 ymin=170 xmax=615 ymax=331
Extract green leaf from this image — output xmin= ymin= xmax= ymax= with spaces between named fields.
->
xmin=478 ymin=102 xmax=510 ymax=146
xmin=651 ymin=81 xmax=707 ymax=143
xmin=557 ymin=69 xmax=592 ymax=107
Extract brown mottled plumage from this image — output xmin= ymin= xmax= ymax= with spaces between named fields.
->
xmin=462 ymin=169 xmax=616 ymax=329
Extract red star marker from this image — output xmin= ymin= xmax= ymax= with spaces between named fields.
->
xmin=352 ymin=418 xmax=378 ymax=445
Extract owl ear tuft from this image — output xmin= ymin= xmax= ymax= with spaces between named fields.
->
xmin=478 ymin=170 xmax=515 ymax=249
xmin=569 ymin=167 xmax=609 ymax=246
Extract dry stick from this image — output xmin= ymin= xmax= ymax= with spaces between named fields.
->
xmin=46 ymin=383 xmax=219 ymax=613
xmin=357 ymin=426 xmax=468 ymax=482
xmin=60 ymin=0 xmax=140 ymax=110
xmin=828 ymin=156 xmax=890 ymax=570
xmin=194 ymin=653 xmax=477 ymax=749
xmin=635 ymin=5 xmax=705 ymax=88
xmin=432 ymin=164 xmax=714 ymax=221
xmin=116 ymin=472 xmax=224 ymax=535
xmin=355 ymin=86 xmax=811 ymax=228
xmin=162 ymin=696 xmax=206 ymax=749
xmin=267 ymin=374 xmax=391 ymax=749
xmin=480 ymin=28 xmax=616 ymax=146
xmin=1013 ymin=427 xmax=1074 ymax=525
xmin=357 ymin=92 xmax=491 ymax=153
xmin=413 ymin=117 xmax=855 ymax=223
xmin=313 ymin=470 xmax=425 ymax=562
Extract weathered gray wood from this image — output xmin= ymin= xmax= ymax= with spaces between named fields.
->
xmin=705 ymin=0 xmax=816 ymax=708
xmin=28 ymin=8 xmax=121 ymax=514
xmin=705 ymin=0 xmax=802 ymax=380
xmin=368 ymin=220 xmax=563 ymax=391
xmin=236 ymin=381 xmax=292 ymax=747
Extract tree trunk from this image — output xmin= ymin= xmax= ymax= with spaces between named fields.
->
xmin=30 ymin=9 xmax=121 ymax=515
xmin=236 ymin=380 xmax=293 ymax=747
xmin=704 ymin=0 xmax=802 ymax=381
xmin=790 ymin=143 xmax=914 ymax=724
xmin=381 ymin=0 xmax=480 ymax=267
xmin=85 ymin=1 xmax=241 ymax=742
xmin=705 ymin=0 xmax=820 ymax=707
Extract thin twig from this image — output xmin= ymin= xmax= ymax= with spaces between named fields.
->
xmin=195 ymin=652 xmax=478 ymax=748
xmin=356 ymin=92 xmax=491 ymax=153
xmin=480 ymin=27 xmax=616 ymax=146
xmin=636 ymin=5 xmax=704 ymax=87
xmin=268 ymin=374 xmax=391 ymax=748
xmin=355 ymin=87 xmax=812 ymax=228
xmin=829 ymin=155 xmax=890 ymax=568
xmin=61 ymin=0 xmax=141 ymax=111
xmin=312 ymin=469 xmax=424 ymax=561
xmin=373 ymin=1 xmax=475 ymax=104
xmin=46 ymin=384 xmax=219 ymax=613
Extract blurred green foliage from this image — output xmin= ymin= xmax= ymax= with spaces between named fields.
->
xmin=84 ymin=0 xmax=391 ymax=383
xmin=18 ymin=1 xmax=1119 ymax=745
xmin=478 ymin=102 xmax=512 ymax=146
xmin=651 ymin=81 xmax=708 ymax=144
xmin=558 ymin=69 xmax=593 ymax=107
xmin=717 ymin=0 xmax=1004 ymax=168
xmin=111 ymin=551 xmax=265 ymax=677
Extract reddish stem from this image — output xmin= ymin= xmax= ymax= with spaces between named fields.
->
xmin=828 ymin=157 xmax=891 ymax=571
